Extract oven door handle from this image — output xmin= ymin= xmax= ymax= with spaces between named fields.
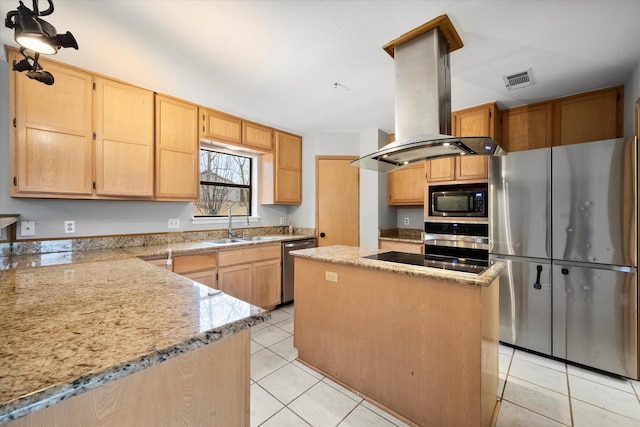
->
xmin=424 ymin=233 xmax=489 ymax=245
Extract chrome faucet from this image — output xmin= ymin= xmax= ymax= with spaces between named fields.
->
xmin=228 ymin=201 xmax=249 ymax=238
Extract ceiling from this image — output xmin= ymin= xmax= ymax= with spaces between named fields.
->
xmin=2 ymin=0 xmax=640 ymax=136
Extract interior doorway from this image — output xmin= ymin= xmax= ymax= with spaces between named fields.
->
xmin=315 ymin=156 xmax=359 ymax=247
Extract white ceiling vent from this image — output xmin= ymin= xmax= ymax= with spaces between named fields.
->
xmin=503 ymin=68 xmax=534 ymax=90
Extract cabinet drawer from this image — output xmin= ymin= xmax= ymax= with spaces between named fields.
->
xmin=173 ymin=252 xmax=217 ymax=274
xmin=145 ymin=257 xmax=174 ymax=271
xmin=218 ymin=244 xmax=280 ymax=266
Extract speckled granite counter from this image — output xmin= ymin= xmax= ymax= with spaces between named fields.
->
xmin=0 ymin=257 xmax=268 ymax=424
xmin=291 ymin=245 xmax=504 ymax=287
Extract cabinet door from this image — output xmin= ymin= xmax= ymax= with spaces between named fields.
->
xmin=554 ymin=86 xmax=623 ymax=146
xmin=218 ymin=264 xmax=253 ymax=303
xmin=388 ymin=163 xmax=425 ymax=205
xmin=200 ymin=108 xmax=242 ymax=145
xmin=94 ymin=78 xmax=154 ymax=197
xmin=425 ymin=157 xmax=456 ymax=183
xmin=276 ymin=131 xmax=302 ymax=204
xmin=12 ymin=52 xmax=93 ymax=196
xmin=456 ymin=156 xmax=488 ymax=181
xmin=183 ymin=270 xmax=217 ymax=288
xmin=155 ymin=95 xmax=199 ymax=200
xmin=502 ymin=103 xmax=553 ymax=152
xmin=242 ymin=121 xmax=272 ymax=151
xmin=253 ymin=259 xmax=281 ymax=309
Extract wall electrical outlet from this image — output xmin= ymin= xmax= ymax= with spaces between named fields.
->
xmin=325 ymin=271 xmax=338 ymax=282
xmin=168 ymin=218 xmax=180 ymax=229
xmin=64 ymin=220 xmax=75 ymax=234
xmin=404 ymin=217 xmax=410 ymax=225
xmin=20 ymin=221 xmax=35 ymax=237
xmin=280 ymin=217 xmax=285 ymax=225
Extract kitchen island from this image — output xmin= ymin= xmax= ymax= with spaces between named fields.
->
xmin=0 ymin=257 xmax=268 ymax=426
xmin=292 ymin=245 xmax=503 ymax=427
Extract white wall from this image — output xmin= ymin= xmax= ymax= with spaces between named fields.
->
xmin=0 ymin=61 xmax=288 ymax=240
xmin=624 ymin=58 xmax=640 ymax=137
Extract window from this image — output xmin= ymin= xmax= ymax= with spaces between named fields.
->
xmin=194 ymin=149 xmax=252 ymax=217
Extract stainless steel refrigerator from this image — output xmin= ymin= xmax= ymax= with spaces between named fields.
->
xmin=490 ymin=137 xmax=638 ymax=378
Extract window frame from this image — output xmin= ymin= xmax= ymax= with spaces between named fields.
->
xmin=194 ymin=147 xmax=254 ymax=219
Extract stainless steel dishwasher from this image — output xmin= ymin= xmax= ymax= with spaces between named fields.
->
xmin=282 ymin=238 xmax=316 ymax=304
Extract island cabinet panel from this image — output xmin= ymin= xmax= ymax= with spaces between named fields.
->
xmin=5 ymin=329 xmax=250 ymax=427
xmin=94 ymin=77 xmax=155 ymax=197
xmin=155 ymin=95 xmax=200 ymax=201
xmin=9 ymin=49 xmax=93 ymax=197
xmin=294 ymin=258 xmax=499 ymax=427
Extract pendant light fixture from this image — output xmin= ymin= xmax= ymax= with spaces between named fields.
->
xmin=4 ymin=0 xmax=77 ymax=85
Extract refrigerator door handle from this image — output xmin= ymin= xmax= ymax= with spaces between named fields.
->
xmin=533 ymin=265 xmax=543 ymax=289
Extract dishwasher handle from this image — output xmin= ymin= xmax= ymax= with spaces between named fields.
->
xmin=284 ymin=240 xmax=316 ymax=249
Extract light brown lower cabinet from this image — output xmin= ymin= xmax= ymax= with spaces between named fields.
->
xmin=218 ymin=244 xmax=281 ymax=309
xmin=5 ymin=329 xmax=250 ymax=427
xmin=172 ymin=252 xmax=217 ymax=288
xmin=379 ymin=239 xmax=424 ymax=254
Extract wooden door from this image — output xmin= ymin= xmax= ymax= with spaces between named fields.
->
xmin=453 ymin=104 xmax=493 ymax=181
xmin=13 ymin=52 xmax=93 ymax=196
xmin=200 ymin=108 xmax=242 ymax=145
xmin=316 ymin=156 xmax=359 ymax=247
xmin=155 ymin=94 xmax=199 ymax=200
xmin=253 ymin=259 xmax=281 ymax=308
xmin=242 ymin=121 xmax=272 ymax=151
xmin=94 ymin=78 xmax=154 ymax=197
xmin=218 ymin=264 xmax=252 ymax=303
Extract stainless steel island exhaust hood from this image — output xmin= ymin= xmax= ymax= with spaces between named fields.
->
xmin=352 ymin=15 xmax=504 ymax=173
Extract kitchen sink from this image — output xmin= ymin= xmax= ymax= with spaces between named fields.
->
xmin=236 ymin=236 xmax=276 ymax=242
xmin=204 ymin=238 xmax=246 ymax=245
xmin=204 ymin=236 xmax=276 ymax=246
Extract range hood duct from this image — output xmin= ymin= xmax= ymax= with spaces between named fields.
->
xmin=352 ymin=15 xmax=504 ymax=173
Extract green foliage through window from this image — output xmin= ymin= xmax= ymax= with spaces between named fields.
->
xmin=194 ymin=149 xmax=252 ymax=217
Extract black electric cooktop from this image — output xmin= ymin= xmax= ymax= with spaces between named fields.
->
xmin=363 ymin=251 xmax=491 ymax=275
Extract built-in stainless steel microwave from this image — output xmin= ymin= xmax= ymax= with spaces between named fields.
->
xmin=429 ymin=184 xmax=488 ymax=217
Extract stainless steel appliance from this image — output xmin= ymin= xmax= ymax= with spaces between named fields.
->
xmin=429 ymin=184 xmax=488 ymax=217
xmin=490 ymin=137 xmax=638 ymax=378
xmin=281 ymin=238 xmax=316 ymax=304
xmin=423 ymin=221 xmax=491 ymax=274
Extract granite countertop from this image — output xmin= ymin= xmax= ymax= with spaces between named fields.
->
xmin=0 ymin=234 xmax=315 ymax=270
xmin=291 ymin=245 xmax=504 ymax=287
xmin=0 ymin=256 xmax=269 ymax=424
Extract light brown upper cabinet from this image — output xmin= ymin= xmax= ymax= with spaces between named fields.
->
xmin=260 ymin=131 xmax=302 ymax=204
xmin=8 ymin=48 xmax=154 ymax=199
xmin=553 ymin=86 xmax=623 ymax=146
xmin=387 ymin=133 xmax=426 ymax=206
xmin=9 ymin=49 xmax=93 ymax=197
xmin=426 ymin=102 xmax=497 ymax=184
xmin=199 ymin=108 xmax=242 ymax=145
xmin=388 ymin=162 xmax=426 ymax=205
xmin=242 ymin=121 xmax=272 ymax=151
xmin=155 ymin=95 xmax=200 ymax=201
xmin=94 ymin=77 xmax=154 ymax=197
xmin=501 ymin=102 xmax=553 ymax=152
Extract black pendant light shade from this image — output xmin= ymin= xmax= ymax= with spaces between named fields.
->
xmin=5 ymin=0 xmax=77 ymax=85
xmin=5 ymin=0 xmax=78 ymax=54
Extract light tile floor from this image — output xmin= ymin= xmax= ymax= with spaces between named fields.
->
xmin=252 ymin=305 xmax=640 ymax=426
